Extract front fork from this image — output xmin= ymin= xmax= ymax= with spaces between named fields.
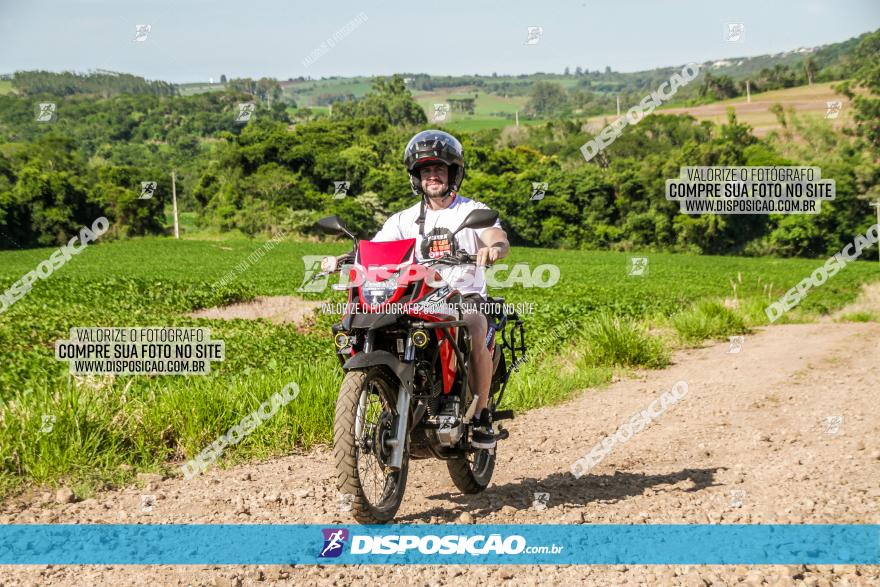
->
xmin=386 ymin=384 xmax=411 ymax=470
xmin=386 ymin=335 xmax=415 ymax=471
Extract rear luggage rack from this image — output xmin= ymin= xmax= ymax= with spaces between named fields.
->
xmin=495 ymin=310 xmax=526 ymax=409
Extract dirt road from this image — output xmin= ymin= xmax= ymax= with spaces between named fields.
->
xmin=2 ymin=321 xmax=878 ymax=586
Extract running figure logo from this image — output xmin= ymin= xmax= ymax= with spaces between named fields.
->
xmin=319 ymin=528 xmax=349 ymax=558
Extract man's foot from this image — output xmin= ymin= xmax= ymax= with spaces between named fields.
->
xmin=470 ymin=408 xmax=496 ymax=450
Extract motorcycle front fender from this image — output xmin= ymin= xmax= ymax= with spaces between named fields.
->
xmin=343 ymin=350 xmax=413 ymax=390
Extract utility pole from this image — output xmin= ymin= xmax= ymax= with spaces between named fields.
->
xmin=171 ymin=170 xmax=179 ymax=240
xmin=616 ymin=95 xmax=621 ymax=116
xmin=515 ymin=110 xmax=519 ymax=127
xmin=746 ymin=79 xmax=751 ymax=103
xmin=871 ymin=201 xmax=880 ymax=263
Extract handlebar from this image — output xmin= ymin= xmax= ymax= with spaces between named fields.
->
xmin=426 ymin=251 xmax=479 ymax=266
xmin=312 ymin=251 xmax=484 ymax=283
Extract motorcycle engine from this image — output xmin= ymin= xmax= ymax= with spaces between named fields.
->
xmin=416 ymin=360 xmax=464 ymax=447
xmin=434 ymin=396 xmax=463 ymax=446
xmin=414 ymin=360 xmax=442 ymax=416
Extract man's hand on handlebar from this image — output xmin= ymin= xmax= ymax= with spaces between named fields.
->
xmin=320 ymin=253 xmax=354 ymax=273
xmin=475 ymin=245 xmax=503 ymax=267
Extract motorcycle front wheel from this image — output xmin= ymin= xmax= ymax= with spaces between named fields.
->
xmin=334 ymin=367 xmax=409 ymax=523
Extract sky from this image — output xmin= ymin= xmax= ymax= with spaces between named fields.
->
xmin=1 ymin=0 xmax=878 ymax=83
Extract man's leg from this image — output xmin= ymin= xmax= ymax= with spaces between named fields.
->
xmin=462 ymin=310 xmax=491 ymax=413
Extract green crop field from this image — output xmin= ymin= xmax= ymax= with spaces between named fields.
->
xmin=411 ymin=90 xmax=538 ymax=131
xmin=176 ymin=83 xmax=226 ymax=96
xmin=0 ymin=237 xmax=877 ymax=498
xmin=0 ymin=80 xmax=14 ymax=95
xmin=284 ymin=78 xmax=374 ymax=106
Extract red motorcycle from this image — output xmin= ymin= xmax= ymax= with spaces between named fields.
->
xmin=315 ymin=209 xmax=526 ymax=523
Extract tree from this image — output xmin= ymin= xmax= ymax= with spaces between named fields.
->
xmin=525 ymin=81 xmax=568 ymax=116
xmin=699 ymin=73 xmax=739 ymax=100
xmin=803 ymin=57 xmax=817 ymax=85
xmin=564 ymin=67 xmax=570 ymax=76
xmin=575 ymin=66 xmax=583 ymax=76
xmin=220 ymin=74 xmax=227 ymax=84
xmin=332 ymin=74 xmax=427 ymax=127
xmin=839 ymin=29 xmax=880 ymax=152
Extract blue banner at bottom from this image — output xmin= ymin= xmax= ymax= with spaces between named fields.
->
xmin=0 ymin=524 xmax=876 ymax=565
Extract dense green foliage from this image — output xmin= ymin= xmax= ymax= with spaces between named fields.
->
xmin=0 ymin=91 xmax=290 ymax=246
xmin=12 ymin=70 xmax=176 ymax=97
xmin=1 ymin=33 xmax=878 ymax=257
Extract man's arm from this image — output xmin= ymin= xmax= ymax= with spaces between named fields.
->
xmin=475 ymin=226 xmax=509 ymax=267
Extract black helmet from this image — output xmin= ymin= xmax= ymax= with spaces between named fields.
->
xmin=403 ymin=130 xmax=465 ymax=196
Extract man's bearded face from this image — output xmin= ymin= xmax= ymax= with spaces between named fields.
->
xmin=419 ymin=163 xmax=449 ymax=199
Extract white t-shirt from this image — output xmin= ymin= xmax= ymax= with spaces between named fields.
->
xmin=372 ymin=194 xmax=503 ymax=298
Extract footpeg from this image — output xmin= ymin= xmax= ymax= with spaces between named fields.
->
xmin=493 ymin=409 xmax=515 ymax=421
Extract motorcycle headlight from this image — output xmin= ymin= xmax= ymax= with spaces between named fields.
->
xmin=363 ymin=276 xmax=398 ymax=305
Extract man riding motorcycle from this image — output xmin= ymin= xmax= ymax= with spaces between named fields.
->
xmin=322 ymin=129 xmax=510 ymax=449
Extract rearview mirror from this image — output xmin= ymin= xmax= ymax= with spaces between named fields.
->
xmin=453 ymin=209 xmax=499 ymax=235
xmin=316 ymin=215 xmax=356 ymax=241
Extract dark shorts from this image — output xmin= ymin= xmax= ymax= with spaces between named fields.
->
xmin=459 ymin=293 xmax=493 ymax=320
xmin=460 ymin=294 xmax=499 ymax=348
